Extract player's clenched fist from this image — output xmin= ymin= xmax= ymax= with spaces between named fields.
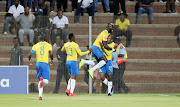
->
xmin=49 ymin=60 xmax=53 ymax=66
xmin=29 ymin=59 xmax=33 ymax=66
xmin=89 ymin=48 xmax=92 ymax=52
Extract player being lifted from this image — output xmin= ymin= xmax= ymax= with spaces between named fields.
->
xmin=79 ymin=23 xmax=115 ymax=78
xmin=61 ymin=33 xmax=92 ymax=96
xmin=100 ymin=35 xmax=116 ymax=96
xmin=79 ymin=35 xmax=116 ymax=96
xmin=28 ymin=36 xmax=53 ymax=100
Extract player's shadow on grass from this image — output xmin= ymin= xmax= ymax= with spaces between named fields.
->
xmin=175 ymin=95 xmax=180 ymax=97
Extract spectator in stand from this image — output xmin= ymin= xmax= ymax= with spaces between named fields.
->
xmin=174 ymin=23 xmax=180 ymax=47
xmin=52 ymin=9 xmax=69 ymax=47
xmin=45 ymin=0 xmax=55 ymax=12
xmin=113 ymin=0 xmax=126 ymax=21
xmin=10 ymin=37 xmax=24 ymax=65
xmin=33 ymin=9 xmax=51 ymax=43
xmin=136 ymin=0 xmax=154 ymax=24
xmin=53 ymin=40 xmax=70 ymax=93
xmin=94 ymin=0 xmax=110 ymax=13
xmin=71 ymin=0 xmax=78 ymax=12
xmin=74 ymin=0 xmax=94 ymax=23
xmin=27 ymin=0 xmax=38 ymax=12
xmin=38 ymin=0 xmax=50 ymax=17
xmin=115 ymin=12 xmax=132 ymax=47
xmin=178 ymin=33 xmax=180 ymax=47
xmin=7 ymin=0 xmax=14 ymax=11
xmin=3 ymin=0 xmax=24 ymax=35
xmin=15 ymin=7 xmax=35 ymax=46
xmin=57 ymin=0 xmax=68 ymax=12
xmin=163 ymin=0 xmax=176 ymax=13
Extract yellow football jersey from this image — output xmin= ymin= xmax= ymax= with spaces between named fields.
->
xmin=31 ymin=41 xmax=52 ymax=63
xmin=61 ymin=42 xmax=90 ymax=61
xmin=102 ymin=42 xmax=115 ymax=60
xmin=93 ymin=30 xmax=109 ymax=48
xmin=115 ymin=19 xmax=130 ymax=30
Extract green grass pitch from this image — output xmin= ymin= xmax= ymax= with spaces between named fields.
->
xmin=0 ymin=94 xmax=179 ymax=107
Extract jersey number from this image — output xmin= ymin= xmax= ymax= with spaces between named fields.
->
xmin=109 ymin=66 xmax=113 ymax=72
xmin=40 ymin=46 xmax=44 ymax=55
xmin=66 ymin=47 xmax=73 ymax=56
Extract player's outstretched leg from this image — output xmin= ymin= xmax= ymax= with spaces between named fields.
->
xmin=89 ymin=59 xmax=107 ymax=78
xmin=65 ymin=78 xmax=71 ymax=96
xmin=79 ymin=59 xmax=95 ymax=69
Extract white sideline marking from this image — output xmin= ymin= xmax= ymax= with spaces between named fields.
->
xmin=159 ymin=94 xmax=169 ymax=96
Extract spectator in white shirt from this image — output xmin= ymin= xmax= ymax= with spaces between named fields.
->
xmin=3 ymin=0 xmax=24 ymax=35
xmin=52 ymin=9 xmax=69 ymax=47
xmin=75 ymin=0 xmax=94 ymax=23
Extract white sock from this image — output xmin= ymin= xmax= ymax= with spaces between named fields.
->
xmin=67 ymin=78 xmax=71 ymax=90
xmin=70 ymin=79 xmax=76 ymax=93
xmin=103 ymin=78 xmax=108 ymax=86
xmin=43 ymin=79 xmax=49 ymax=84
xmin=108 ymin=81 xmax=112 ymax=94
xmin=83 ymin=60 xmax=95 ymax=65
xmin=91 ymin=60 xmax=106 ymax=72
xmin=38 ymin=81 xmax=43 ymax=98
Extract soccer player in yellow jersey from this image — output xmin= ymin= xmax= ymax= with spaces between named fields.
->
xmin=28 ymin=36 xmax=53 ymax=100
xmin=61 ymin=33 xmax=92 ymax=96
xmin=85 ymin=23 xmax=115 ymax=78
xmin=100 ymin=35 xmax=116 ymax=96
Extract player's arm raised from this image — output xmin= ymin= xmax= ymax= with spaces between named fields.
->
xmin=100 ymin=43 xmax=113 ymax=56
xmin=102 ymin=41 xmax=112 ymax=50
xmin=76 ymin=44 xmax=91 ymax=56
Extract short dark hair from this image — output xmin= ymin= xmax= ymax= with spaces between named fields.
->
xmin=108 ymin=35 xmax=113 ymax=39
xmin=39 ymin=35 xmax=45 ymax=41
xmin=69 ymin=33 xmax=74 ymax=40
xmin=57 ymin=9 xmax=63 ymax=13
xmin=13 ymin=37 xmax=19 ymax=40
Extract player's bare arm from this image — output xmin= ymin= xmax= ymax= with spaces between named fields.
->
xmin=28 ymin=52 xmax=33 ymax=65
xmin=102 ymin=41 xmax=112 ymax=50
xmin=49 ymin=50 xmax=53 ymax=66
xmin=100 ymin=42 xmax=108 ymax=56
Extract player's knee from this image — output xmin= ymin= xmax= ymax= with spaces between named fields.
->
xmin=43 ymin=79 xmax=49 ymax=84
xmin=101 ymin=76 xmax=105 ymax=81
xmin=108 ymin=75 xmax=112 ymax=81
xmin=103 ymin=58 xmax=108 ymax=63
xmin=103 ymin=57 xmax=108 ymax=63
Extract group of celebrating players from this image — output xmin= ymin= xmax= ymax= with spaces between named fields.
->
xmin=28 ymin=23 xmax=117 ymax=100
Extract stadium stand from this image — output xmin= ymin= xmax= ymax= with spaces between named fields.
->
xmin=0 ymin=0 xmax=180 ymax=93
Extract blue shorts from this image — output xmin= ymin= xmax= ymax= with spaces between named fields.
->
xmin=91 ymin=45 xmax=105 ymax=60
xmin=36 ymin=62 xmax=50 ymax=81
xmin=66 ymin=61 xmax=79 ymax=75
xmin=99 ymin=60 xmax=113 ymax=74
